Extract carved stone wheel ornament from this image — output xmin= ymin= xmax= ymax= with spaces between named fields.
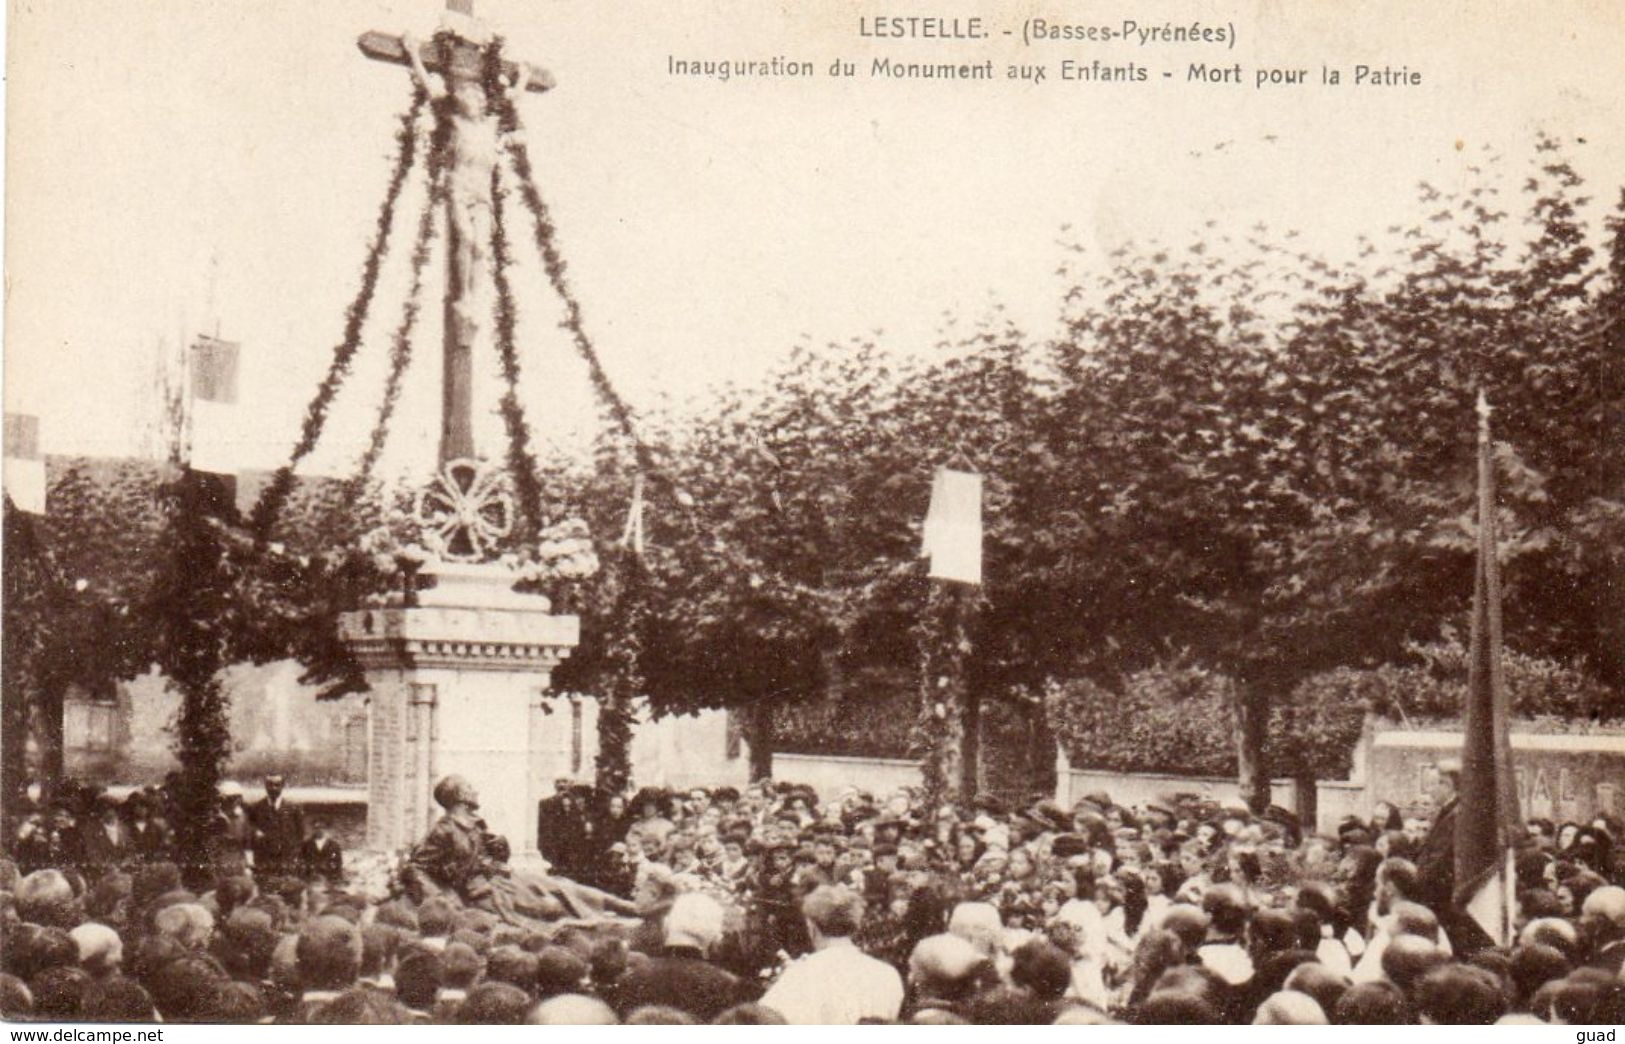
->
xmin=416 ymin=458 xmax=515 ymax=562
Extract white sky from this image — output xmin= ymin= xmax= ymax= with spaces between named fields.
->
xmin=5 ymin=0 xmax=1624 ymax=476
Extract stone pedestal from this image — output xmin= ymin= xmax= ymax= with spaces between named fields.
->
xmin=337 ymin=561 xmax=580 ymax=859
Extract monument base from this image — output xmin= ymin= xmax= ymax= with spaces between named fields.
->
xmin=337 ymin=560 xmax=580 ymax=859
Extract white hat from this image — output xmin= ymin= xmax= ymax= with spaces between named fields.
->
xmin=218 ymin=781 xmax=244 ymax=799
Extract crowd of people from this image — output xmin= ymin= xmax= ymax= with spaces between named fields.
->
xmin=2 ymin=764 xmax=1623 ymax=1025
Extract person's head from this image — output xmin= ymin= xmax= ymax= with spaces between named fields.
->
xmin=712 ymin=1002 xmax=788 ymax=1024
xmin=144 ymin=955 xmax=224 ymax=1023
xmin=296 ymin=915 xmax=362 ymax=992
xmin=1389 ymin=900 xmax=1441 ymax=944
xmin=16 ymin=870 xmax=79 ymax=928
xmin=1160 ymin=904 xmax=1210 ymax=953
xmin=482 ymin=945 xmax=537 ymax=995
xmin=218 ymin=907 xmax=278 ymax=981
xmin=1429 ymin=762 xmax=1460 ymax=808
xmin=1200 ymin=884 xmax=1247 ymax=937
xmin=153 ymin=902 xmax=214 ymax=951
xmin=1253 ymin=990 xmax=1328 ymax=1025
xmin=625 ymin=1004 xmax=698 ymax=1024
xmin=1508 ymin=943 xmax=1570 ymax=1008
xmin=305 ymin=987 xmax=406 ymax=1024
xmin=527 ymin=993 xmax=618 ymax=1025
xmin=81 ymin=976 xmax=156 ymax=1022
xmin=417 ymin=896 xmax=457 ymax=938
xmin=1382 ymin=933 xmax=1447 ymax=994
xmin=533 ymin=946 xmax=589 ymax=999
xmin=432 ymin=775 xmax=479 ymax=812
xmin=1519 ymin=915 xmax=1580 ymax=958
xmin=633 ymin=863 xmax=679 ymax=916
xmin=1135 ymin=989 xmax=1219 ymax=1025
xmin=1333 ymin=981 xmax=1412 ymax=1024
xmin=455 ymin=982 xmax=531 ymax=1024
xmin=264 ymin=775 xmax=285 ymax=802
xmin=802 ymin=885 xmax=864 ymax=944
xmin=68 ymin=923 xmax=123 ymax=979
xmin=29 ymin=966 xmax=93 ymax=1021
xmin=1375 ymin=857 xmax=1420 ymax=911
xmin=1413 ymin=964 xmax=1506 ymax=1025
xmin=907 ymin=933 xmax=990 ymax=1002
xmin=1009 ymin=938 xmax=1071 ymax=1000
xmin=1249 ymin=908 xmax=1297 ymax=958
xmin=946 ymin=901 xmax=1002 ymax=957
xmin=1283 ymin=961 xmax=1348 ymax=1016
xmin=394 ymin=952 xmax=441 ymax=1011
xmin=1579 ymin=885 xmax=1625 ymax=943
xmin=439 ymin=941 xmax=485 ymax=991
xmin=0 ymin=973 xmax=31 ymax=1020
xmin=663 ymin=892 xmax=725 ymax=954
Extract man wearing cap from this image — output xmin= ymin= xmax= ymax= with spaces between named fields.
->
xmin=76 ymin=795 xmax=130 ymax=879
xmin=211 ymin=782 xmax=254 ymax=875
xmin=250 ymin=775 xmax=305 ymax=879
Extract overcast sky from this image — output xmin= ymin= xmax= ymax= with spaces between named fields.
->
xmin=6 ymin=0 xmax=1624 ymax=476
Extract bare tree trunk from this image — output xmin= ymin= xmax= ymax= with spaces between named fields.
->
xmin=1293 ymin=775 xmax=1318 ymax=833
xmin=1236 ymin=687 xmax=1270 ymax=813
xmin=0 ymin=673 xmax=29 ymax=844
xmin=961 ymin=688 xmax=981 ymax=804
xmin=38 ymin=680 xmax=66 ymax=787
xmin=745 ymin=702 xmax=775 ymax=782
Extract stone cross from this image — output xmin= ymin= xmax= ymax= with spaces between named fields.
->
xmin=358 ymin=1 xmax=554 ymax=468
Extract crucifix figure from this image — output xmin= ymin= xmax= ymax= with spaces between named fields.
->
xmin=358 ymin=0 xmax=554 ymax=468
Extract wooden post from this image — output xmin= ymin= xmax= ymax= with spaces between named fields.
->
xmin=356 ymin=1 xmax=554 ymax=468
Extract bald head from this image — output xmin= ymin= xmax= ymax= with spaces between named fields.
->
xmin=1580 ymin=886 xmax=1625 ymax=932
xmin=1254 ymin=990 xmax=1328 ymax=1025
xmin=947 ymin=901 xmax=1003 ymax=955
xmin=68 ymin=924 xmax=123 ymax=978
xmin=526 ymin=994 xmax=617 ymax=1025
xmin=908 ymin=934 xmax=988 ymax=1000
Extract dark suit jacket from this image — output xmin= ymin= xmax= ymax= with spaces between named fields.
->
xmin=1414 ymin=798 xmax=1457 ymax=910
xmin=610 ymin=946 xmax=757 ymax=1021
xmin=250 ymin=798 xmax=306 ymax=871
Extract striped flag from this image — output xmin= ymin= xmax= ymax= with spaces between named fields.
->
xmin=1453 ymin=391 xmax=1520 ymax=946
xmin=922 ymin=466 xmax=982 ymax=585
xmin=3 ymin=413 xmax=47 ymax=514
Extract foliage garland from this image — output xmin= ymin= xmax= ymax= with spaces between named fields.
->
xmin=353 ymin=103 xmax=455 ymax=489
xmin=914 ymin=580 xmax=971 ymax=809
xmin=483 ymin=38 xmax=646 ymax=468
xmin=592 ymin=549 xmax=644 ymax=795
xmin=484 ymin=148 xmax=548 ymax=538
xmin=152 ymin=470 xmax=236 ymax=885
xmin=251 ymin=86 xmax=428 ymax=538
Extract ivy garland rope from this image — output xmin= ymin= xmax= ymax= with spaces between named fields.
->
xmin=914 ymin=580 xmax=974 ymax=810
xmin=353 ymin=103 xmax=456 ymax=490
xmin=593 ymin=548 xmax=644 ymax=796
xmin=486 ymin=163 xmax=548 ymax=540
xmin=484 ymin=38 xmax=649 ymax=471
xmin=250 ymin=86 xmax=429 ymax=539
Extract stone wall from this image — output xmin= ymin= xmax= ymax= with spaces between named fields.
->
xmin=64 ymin=660 xmax=368 ymax=786
xmin=1365 ymin=728 xmax=1625 ymax=823
xmin=770 ymin=752 xmax=923 ymax=798
xmin=1054 ymin=721 xmax=1625 ymax=836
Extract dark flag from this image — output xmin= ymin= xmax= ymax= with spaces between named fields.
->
xmin=1453 ymin=391 xmax=1520 ymax=945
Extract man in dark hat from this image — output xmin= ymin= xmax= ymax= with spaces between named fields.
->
xmin=249 ymin=775 xmax=305 ymax=879
xmin=76 ymin=794 xmax=130 ymax=880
